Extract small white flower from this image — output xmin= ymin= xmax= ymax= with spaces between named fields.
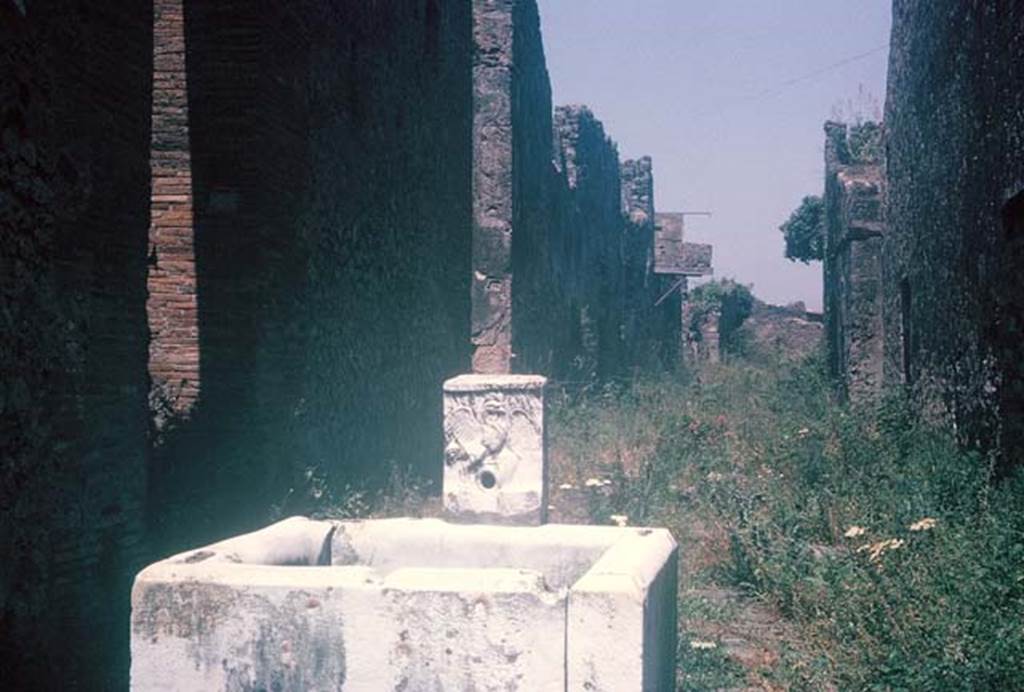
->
xmin=609 ymin=514 xmax=629 ymax=527
xmin=558 ymin=483 xmax=575 ymax=490
xmin=858 ymin=538 xmax=905 ymax=562
xmin=909 ymin=517 xmax=937 ymax=532
xmin=689 ymin=640 xmax=717 ymax=650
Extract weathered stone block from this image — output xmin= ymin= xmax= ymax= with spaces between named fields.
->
xmin=131 ymin=516 xmax=679 ymax=691
xmin=568 ymin=528 xmax=679 ymax=691
xmin=443 ymin=374 xmax=547 ymax=524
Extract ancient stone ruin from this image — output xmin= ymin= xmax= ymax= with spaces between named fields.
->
xmin=0 ymin=0 xmax=695 ymax=685
xmin=2 ymin=0 xmax=717 ymax=684
xmin=820 ymin=2 xmax=1024 ymax=474
xmin=652 ymin=212 xmax=715 ymax=363
xmin=130 ymin=387 xmax=679 ymax=689
xmin=823 ymin=120 xmax=885 ymax=402
xmin=131 ymin=1 xmax=685 ymax=682
xmin=881 ymin=0 xmax=1024 ymax=470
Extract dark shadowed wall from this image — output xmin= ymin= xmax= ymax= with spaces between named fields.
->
xmin=551 ymin=105 xmax=626 ymax=379
xmin=0 ymin=2 xmax=153 ymax=688
xmin=884 ymin=1 xmax=1024 ymax=467
xmin=622 ymin=156 xmax=678 ymax=370
xmin=150 ymin=0 xmax=474 ymax=552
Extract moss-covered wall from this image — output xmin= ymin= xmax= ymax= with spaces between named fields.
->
xmin=823 ymin=121 xmax=885 ymax=402
xmin=884 ymin=1 xmax=1024 ymax=466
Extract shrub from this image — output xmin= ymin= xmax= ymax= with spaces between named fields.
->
xmin=780 ymin=195 xmax=824 ymax=263
xmin=687 ymin=279 xmax=755 ymax=356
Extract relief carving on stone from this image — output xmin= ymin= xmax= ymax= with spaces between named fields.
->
xmin=443 ymin=389 xmax=541 ymax=492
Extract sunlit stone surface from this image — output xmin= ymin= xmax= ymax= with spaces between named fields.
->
xmin=443 ymin=374 xmax=547 ymax=525
xmin=130 ymin=516 xmax=678 ymax=690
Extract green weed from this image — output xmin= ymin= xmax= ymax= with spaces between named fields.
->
xmin=550 ymin=351 xmax=1024 ymax=689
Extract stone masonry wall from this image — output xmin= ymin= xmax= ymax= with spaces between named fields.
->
xmin=150 ymin=0 xmax=473 ymax=551
xmin=0 ymin=2 xmax=152 ymax=688
xmin=507 ymin=0 xmax=578 ymax=377
xmin=552 ymin=105 xmax=626 ymax=379
xmin=884 ymin=1 xmax=1024 ymax=467
xmin=622 ymin=156 xmax=679 ymax=369
xmin=472 ymin=0 xmax=516 ymax=373
xmin=472 ymin=0 xmax=662 ymax=380
xmin=824 ymin=121 xmax=885 ymax=402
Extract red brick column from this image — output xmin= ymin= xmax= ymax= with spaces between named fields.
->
xmin=148 ymin=0 xmax=199 ymax=428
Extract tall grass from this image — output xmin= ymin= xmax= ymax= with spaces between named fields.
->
xmin=549 ymin=352 xmax=1024 ymax=689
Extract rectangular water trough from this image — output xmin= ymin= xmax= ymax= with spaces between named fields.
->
xmin=131 ymin=516 xmax=678 ymax=690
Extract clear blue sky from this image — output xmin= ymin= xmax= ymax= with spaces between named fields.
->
xmin=537 ymin=0 xmax=892 ymax=311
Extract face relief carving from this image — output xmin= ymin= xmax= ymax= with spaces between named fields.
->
xmin=445 ymin=392 xmax=540 ymax=486
xmin=442 ymin=375 xmax=546 ymax=523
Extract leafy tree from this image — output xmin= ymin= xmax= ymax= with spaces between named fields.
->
xmin=688 ymin=279 xmax=754 ymax=355
xmin=780 ymin=195 xmax=824 ymax=263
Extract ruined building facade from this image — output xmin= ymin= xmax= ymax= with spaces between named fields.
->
xmin=652 ymin=212 xmax=714 ymax=364
xmin=824 ymin=2 xmax=1024 ymax=468
xmin=1 ymin=0 xmax=685 ymax=686
xmin=621 ymin=156 xmax=681 ymax=367
xmin=549 ymin=105 xmax=626 ymax=379
xmin=883 ymin=1 xmax=1024 ymax=467
xmin=823 ymin=121 xmax=885 ymax=401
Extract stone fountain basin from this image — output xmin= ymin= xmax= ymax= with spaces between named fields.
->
xmin=131 ymin=516 xmax=677 ymax=691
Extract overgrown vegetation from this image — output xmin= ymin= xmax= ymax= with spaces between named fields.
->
xmin=549 ymin=351 xmax=1024 ymax=690
xmin=780 ymin=195 xmax=824 ymax=263
xmin=846 ymin=120 xmax=884 ymax=164
xmin=687 ymin=279 xmax=755 ymax=356
xmin=300 ymin=341 xmax=1024 ymax=689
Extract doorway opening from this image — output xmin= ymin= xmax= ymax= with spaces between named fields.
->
xmin=900 ymin=277 xmax=913 ymax=386
xmin=995 ymin=190 xmax=1024 ymax=473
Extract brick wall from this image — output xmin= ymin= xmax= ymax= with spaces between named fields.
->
xmin=883 ymin=1 xmax=1024 ymax=467
xmin=0 ymin=2 xmax=152 ymax=687
xmin=148 ymin=0 xmax=199 ymax=429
